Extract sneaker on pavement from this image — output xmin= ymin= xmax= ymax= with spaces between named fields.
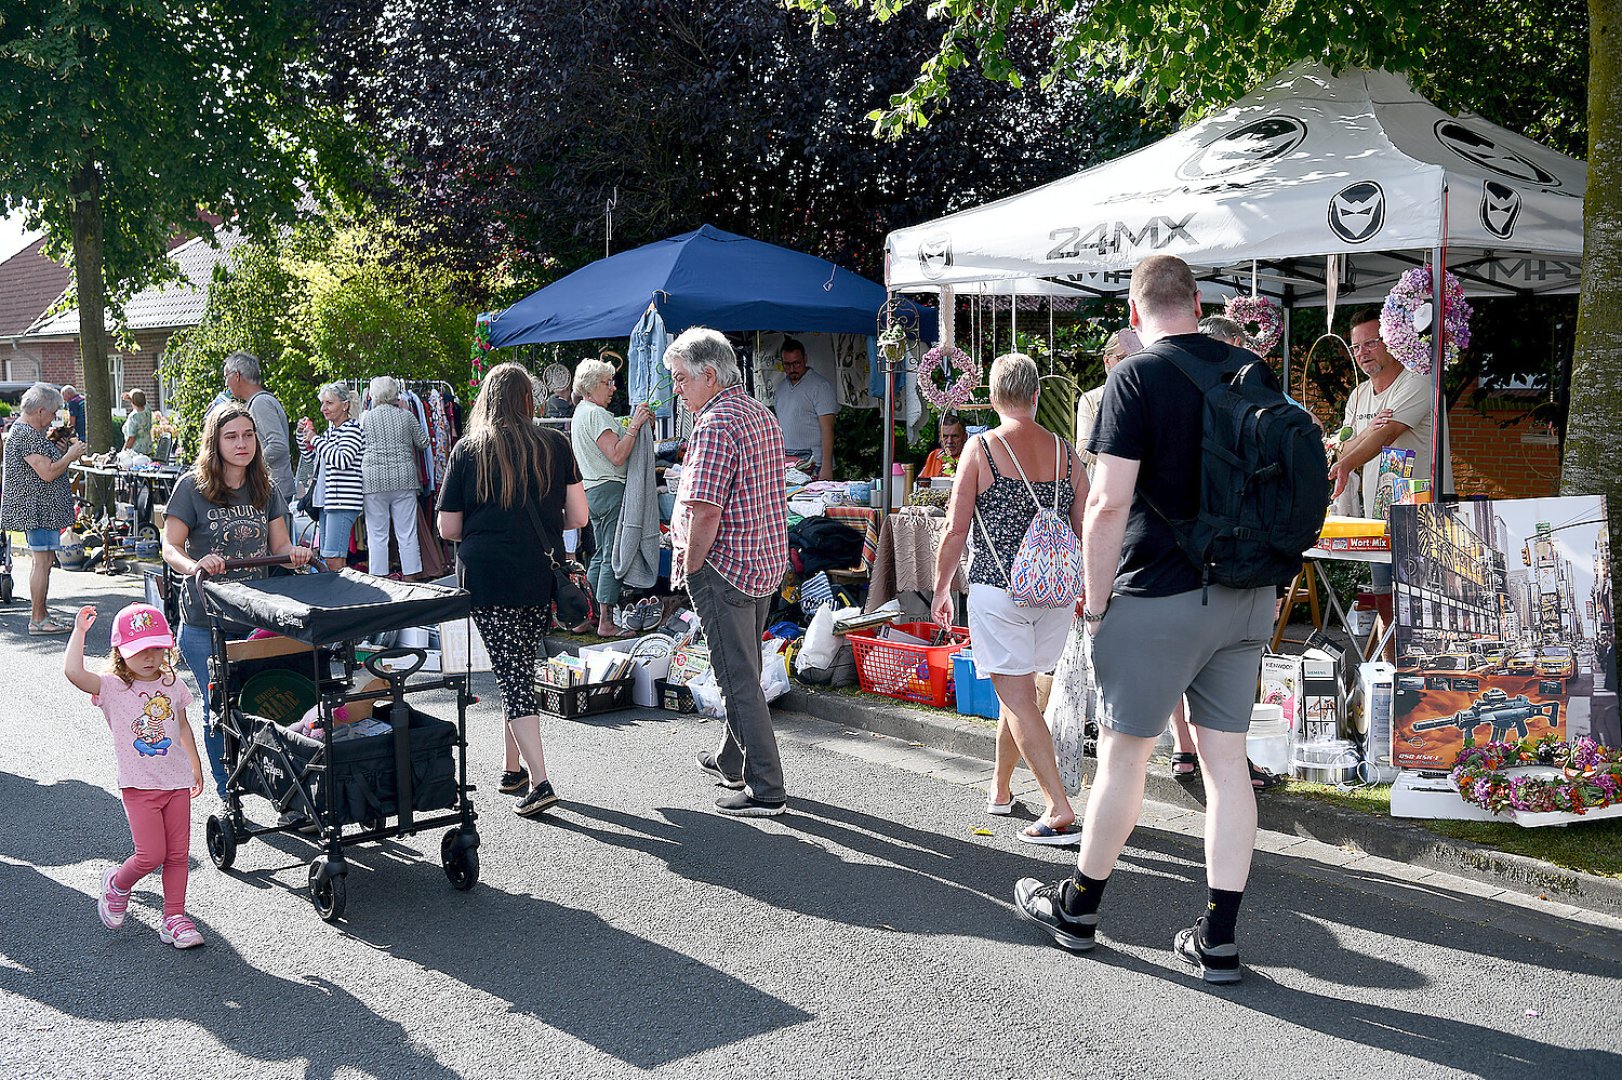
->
xmin=714 ymin=789 xmax=786 ymax=817
xmin=499 ymin=768 xmax=530 ymax=794
xmin=99 ymin=867 xmax=131 ymax=930
xmin=1173 ymin=917 xmax=1241 ymax=984
xmin=159 ymin=914 xmax=205 ymax=949
xmin=1014 ymin=877 xmax=1099 ymax=952
xmin=696 ymin=752 xmax=745 ymax=790
xmin=514 ymin=779 xmax=559 ymax=817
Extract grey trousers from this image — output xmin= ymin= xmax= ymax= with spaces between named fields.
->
xmin=686 ymin=563 xmax=785 ymax=802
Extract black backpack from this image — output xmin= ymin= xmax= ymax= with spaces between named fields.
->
xmin=1140 ymin=341 xmax=1330 ymax=592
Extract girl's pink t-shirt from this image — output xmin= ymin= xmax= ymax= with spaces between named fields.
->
xmin=93 ymin=673 xmax=195 ymax=790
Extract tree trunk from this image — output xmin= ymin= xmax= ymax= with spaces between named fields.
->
xmin=1569 ymin=1 xmax=1622 ymax=619
xmin=70 ymin=161 xmax=113 ymax=454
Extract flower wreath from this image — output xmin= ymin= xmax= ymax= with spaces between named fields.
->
xmin=1449 ymin=735 xmax=1622 ymax=816
xmin=1380 ymin=267 xmax=1472 ymax=376
xmin=1224 ymin=295 xmax=1282 ymax=354
xmin=918 ymin=345 xmax=980 ymax=411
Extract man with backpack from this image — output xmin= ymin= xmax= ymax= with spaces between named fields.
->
xmin=1014 ymin=255 xmax=1328 ymax=984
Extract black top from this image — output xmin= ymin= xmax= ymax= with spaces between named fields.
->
xmin=436 ymin=426 xmax=580 ymax=608
xmin=1088 ymin=333 xmax=1255 ymax=597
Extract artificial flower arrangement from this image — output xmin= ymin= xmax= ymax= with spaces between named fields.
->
xmin=1449 ymin=735 xmax=1622 ymax=817
xmin=1380 ymin=267 xmax=1473 ymax=376
xmin=1223 ymin=294 xmax=1283 ymax=354
xmin=918 ymin=345 xmax=980 ymax=412
xmin=469 ymin=316 xmax=494 ymax=390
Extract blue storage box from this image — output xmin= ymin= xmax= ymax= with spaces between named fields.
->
xmin=952 ymin=650 xmax=1000 ymax=719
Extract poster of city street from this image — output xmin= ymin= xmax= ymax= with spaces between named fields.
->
xmin=1390 ymin=496 xmax=1617 ymax=770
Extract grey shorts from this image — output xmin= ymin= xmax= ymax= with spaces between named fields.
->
xmin=1089 ymin=585 xmax=1274 ymax=738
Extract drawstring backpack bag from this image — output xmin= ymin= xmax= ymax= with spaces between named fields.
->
xmin=972 ymin=432 xmax=1083 ymax=608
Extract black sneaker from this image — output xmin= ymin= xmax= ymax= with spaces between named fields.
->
xmin=514 ymin=779 xmax=559 ymax=818
xmin=696 ymin=752 xmax=745 ymax=790
xmin=714 ymin=789 xmax=786 ymax=817
xmin=499 ymin=768 xmax=530 ymax=794
xmin=1173 ymin=917 xmax=1242 ymax=984
xmin=1013 ymin=877 xmax=1099 ymax=952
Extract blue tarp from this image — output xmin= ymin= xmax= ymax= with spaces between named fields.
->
xmin=486 ymin=225 xmax=934 ymax=347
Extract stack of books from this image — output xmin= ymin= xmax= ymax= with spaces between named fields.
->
xmin=538 ymin=649 xmax=635 ymax=689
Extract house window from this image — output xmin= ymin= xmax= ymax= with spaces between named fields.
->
xmin=108 ymin=353 xmax=125 ymax=402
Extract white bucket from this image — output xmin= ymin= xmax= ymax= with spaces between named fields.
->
xmin=1246 ymin=704 xmax=1292 ymax=775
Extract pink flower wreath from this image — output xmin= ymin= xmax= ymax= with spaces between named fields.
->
xmin=1380 ymin=267 xmax=1472 ymax=376
xmin=1223 ymin=295 xmax=1282 ymax=354
xmin=918 ymin=344 xmax=980 ymax=411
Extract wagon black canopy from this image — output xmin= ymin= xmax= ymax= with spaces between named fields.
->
xmin=202 ymin=569 xmax=471 ymax=644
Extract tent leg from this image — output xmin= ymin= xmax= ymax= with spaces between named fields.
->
xmin=1430 ymin=246 xmax=1447 ymax=497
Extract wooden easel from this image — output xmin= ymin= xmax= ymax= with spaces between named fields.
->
xmin=1270 ymin=566 xmax=1323 ymax=652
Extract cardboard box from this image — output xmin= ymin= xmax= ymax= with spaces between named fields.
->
xmin=1260 ymin=654 xmax=1304 ymax=734
xmin=580 ymin=639 xmax=672 ymax=708
xmin=1300 ymin=646 xmax=1345 ymax=742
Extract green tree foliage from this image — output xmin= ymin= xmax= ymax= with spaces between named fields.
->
xmin=163 ymin=217 xmax=479 ymax=452
xmin=0 ymin=1 xmax=366 ymax=452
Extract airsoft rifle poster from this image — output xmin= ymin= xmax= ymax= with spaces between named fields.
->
xmin=1390 ymin=496 xmax=1617 ymax=770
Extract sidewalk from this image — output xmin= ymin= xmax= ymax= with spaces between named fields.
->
xmin=775 ymin=684 xmax=1622 ymax=921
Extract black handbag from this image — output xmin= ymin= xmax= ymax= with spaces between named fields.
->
xmin=525 ymin=499 xmax=591 ymax=628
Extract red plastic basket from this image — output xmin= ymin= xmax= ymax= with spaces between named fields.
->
xmin=846 ymin=622 xmax=970 ymax=708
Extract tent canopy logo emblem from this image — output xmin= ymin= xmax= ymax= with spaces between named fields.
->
xmin=1177 ymin=116 xmax=1307 ymax=181
xmin=1481 ymin=180 xmax=1523 ymax=239
xmin=1435 ymin=121 xmax=1560 ymax=187
xmin=1327 ymin=181 xmax=1385 ymax=244
xmin=918 ymin=233 xmax=953 ymax=279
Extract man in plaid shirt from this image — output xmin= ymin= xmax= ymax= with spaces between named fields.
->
xmin=666 ymin=328 xmax=791 ymax=816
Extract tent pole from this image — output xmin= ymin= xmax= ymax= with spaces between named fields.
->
xmin=1431 ymin=243 xmax=1447 ymax=497
xmin=1280 ymin=294 xmax=1292 ymax=387
xmin=1009 ymin=281 xmax=1016 ymax=354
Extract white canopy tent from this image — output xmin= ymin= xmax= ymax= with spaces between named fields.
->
xmin=883 ymin=61 xmax=1588 ymax=492
xmin=887 ymin=61 xmax=1584 ymax=305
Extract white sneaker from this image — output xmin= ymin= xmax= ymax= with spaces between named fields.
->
xmin=159 ymin=913 xmax=205 ymax=949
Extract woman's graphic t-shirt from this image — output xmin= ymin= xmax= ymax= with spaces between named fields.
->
xmin=165 ymin=473 xmax=289 ymax=625
xmin=95 ymin=673 xmax=195 ymax=790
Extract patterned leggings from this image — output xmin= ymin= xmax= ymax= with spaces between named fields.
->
xmin=471 ymin=606 xmax=550 ymax=720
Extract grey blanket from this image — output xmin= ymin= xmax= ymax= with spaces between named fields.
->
xmin=613 ymin=426 xmax=660 ymax=589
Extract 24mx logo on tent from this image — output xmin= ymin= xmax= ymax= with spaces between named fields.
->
xmin=917 ymin=233 xmax=953 ymax=280
xmin=1480 ymin=180 xmax=1522 ymax=240
xmin=1177 ymin=116 xmax=1308 ymax=181
xmin=1327 ymin=181 xmax=1385 ymax=244
xmin=1435 ymin=121 xmax=1561 ymax=188
xmin=1045 ymin=215 xmax=1197 ymax=261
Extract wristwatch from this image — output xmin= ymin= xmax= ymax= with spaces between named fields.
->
xmin=1082 ymin=606 xmax=1108 ymax=624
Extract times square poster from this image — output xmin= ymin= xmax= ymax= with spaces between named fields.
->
xmin=1389 ymin=496 xmax=1617 ymax=771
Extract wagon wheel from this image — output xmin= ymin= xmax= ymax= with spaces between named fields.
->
xmin=308 ymin=857 xmax=348 ymax=921
xmin=441 ymin=828 xmax=480 ymax=891
xmin=205 ymin=814 xmax=237 ymax=871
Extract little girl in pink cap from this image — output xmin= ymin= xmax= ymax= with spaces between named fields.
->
xmin=65 ymin=602 xmax=206 ymax=948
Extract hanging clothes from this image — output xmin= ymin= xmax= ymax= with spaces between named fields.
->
xmin=628 ymin=305 xmax=672 ymax=418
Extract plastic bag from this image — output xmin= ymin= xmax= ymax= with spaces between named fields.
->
xmin=1043 ymin=620 xmax=1092 ymax=795
xmin=761 ymin=642 xmax=790 ymax=703
xmin=688 ymin=667 xmax=727 ymax=719
xmin=796 ymin=606 xmax=838 ymax=673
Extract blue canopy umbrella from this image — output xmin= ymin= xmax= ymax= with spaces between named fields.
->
xmin=486 ymin=224 xmax=931 ymax=346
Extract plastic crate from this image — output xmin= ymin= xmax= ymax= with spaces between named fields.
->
xmin=847 ymin=622 xmax=969 ymax=708
xmin=952 ymin=650 xmax=1000 ymax=719
xmin=655 ymin=678 xmax=697 ymax=714
xmin=535 ymin=677 xmax=635 ymax=719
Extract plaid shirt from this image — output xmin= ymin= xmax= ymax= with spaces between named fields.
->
xmin=673 ymin=385 xmax=789 ymax=597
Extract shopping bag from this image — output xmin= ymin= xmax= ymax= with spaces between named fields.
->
xmin=761 ymin=642 xmax=791 ymax=703
xmin=1043 ymin=619 xmax=1092 ymax=796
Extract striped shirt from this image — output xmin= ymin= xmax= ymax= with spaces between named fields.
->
xmin=361 ymin=403 xmax=428 ymax=493
xmin=310 ymin=418 xmax=365 ymax=512
xmin=672 ymin=385 xmax=789 ymax=597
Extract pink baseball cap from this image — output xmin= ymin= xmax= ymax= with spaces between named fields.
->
xmin=110 ymin=603 xmax=175 ymax=658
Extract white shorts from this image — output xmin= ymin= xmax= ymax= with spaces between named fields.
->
xmin=967 ymin=584 xmax=1074 ymax=677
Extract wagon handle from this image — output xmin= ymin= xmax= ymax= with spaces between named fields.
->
xmin=195 ymin=554 xmax=294 ymax=579
xmin=364 ymin=647 xmax=428 ymax=683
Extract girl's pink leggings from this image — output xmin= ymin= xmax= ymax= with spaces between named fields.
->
xmin=114 ymin=788 xmax=191 ymax=917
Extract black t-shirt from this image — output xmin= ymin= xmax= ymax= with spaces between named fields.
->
xmin=436 ymin=426 xmax=581 ymax=608
xmin=1088 ymin=333 xmax=1258 ymax=597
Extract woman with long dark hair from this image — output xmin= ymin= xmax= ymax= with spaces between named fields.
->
xmin=437 ymin=363 xmax=587 ymax=817
xmin=162 ymin=403 xmax=314 ymax=796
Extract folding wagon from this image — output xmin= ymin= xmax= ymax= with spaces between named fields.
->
xmin=198 ymin=558 xmax=480 ymax=921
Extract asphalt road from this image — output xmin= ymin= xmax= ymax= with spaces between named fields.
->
xmin=3 ymin=567 xmax=1621 ymax=1079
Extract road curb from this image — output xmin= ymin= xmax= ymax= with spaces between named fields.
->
xmin=778 ymin=686 xmax=1622 ymax=919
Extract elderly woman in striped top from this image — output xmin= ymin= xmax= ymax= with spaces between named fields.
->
xmin=361 ymin=376 xmax=430 ymax=579
xmin=298 ymin=384 xmax=366 ymax=571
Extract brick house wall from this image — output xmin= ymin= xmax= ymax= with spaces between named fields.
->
xmin=37 ymin=329 xmax=176 ymax=407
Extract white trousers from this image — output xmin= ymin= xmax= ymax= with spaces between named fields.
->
xmin=364 ymin=489 xmax=422 ymax=576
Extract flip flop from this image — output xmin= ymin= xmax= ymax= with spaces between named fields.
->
xmin=985 ymin=797 xmax=1016 ymax=816
xmin=1017 ymin=821 xmax=1081 ymax=846
xmin=27 ymin=617 xmax=71 ymax=635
